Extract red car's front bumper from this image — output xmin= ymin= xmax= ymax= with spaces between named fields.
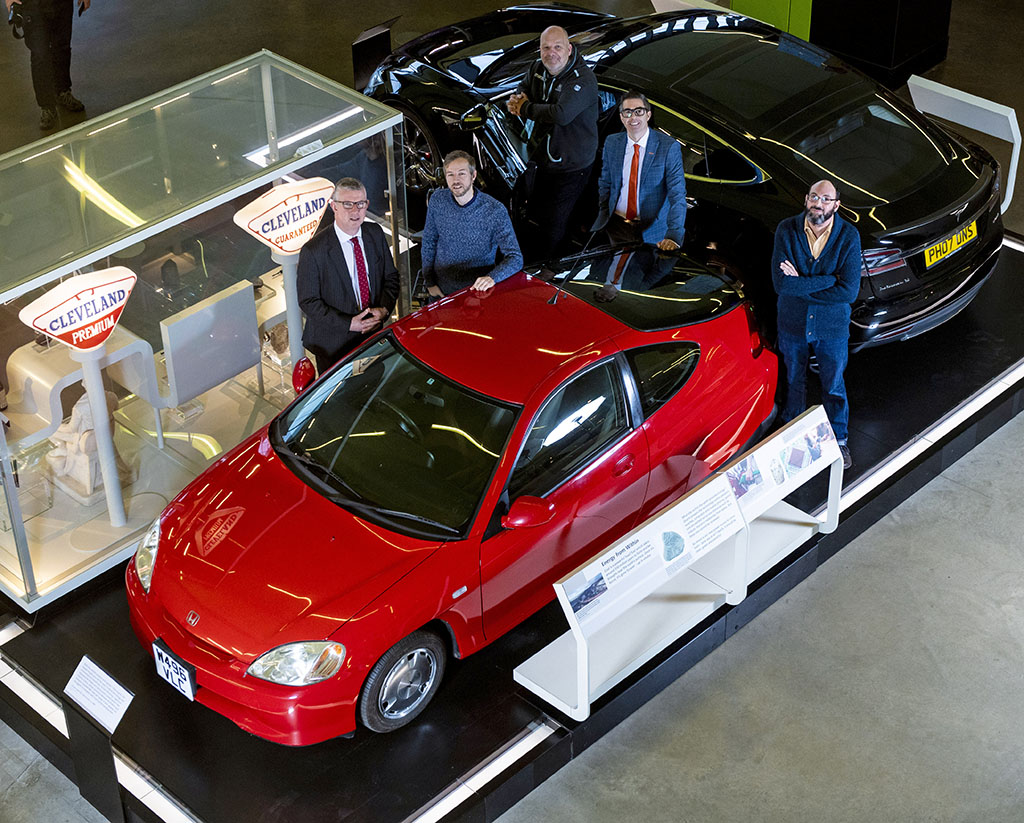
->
xmin=126 ymin=563 xmax=360 ymax=746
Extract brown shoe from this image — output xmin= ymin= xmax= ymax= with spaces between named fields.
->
xmin=40 ymin=107 xmax=58 ymax=130
xmin=57 ymin=89 xmax=85 ymax=112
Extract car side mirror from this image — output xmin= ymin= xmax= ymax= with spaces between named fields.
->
xmin=458 ymin=103 xmax=488 ymax=130
xmin=292 ymin=357 xmax=316 ymax=394
xmin=501 ymin=496 xmax=555 ymax=529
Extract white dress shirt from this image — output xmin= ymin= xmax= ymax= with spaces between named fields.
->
xmin=614 ymin=128 xmax=650 ymax=219
xmin=333 ymin=221 xmax=367 ymax=309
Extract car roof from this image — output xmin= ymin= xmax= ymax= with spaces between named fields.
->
xmin=583 ymin=12 xmax=866 ymax=139
xmin=549 ymin=247 xmax=744 ymax=331
xmin=391 ymin=273 xmax=625 ymax=405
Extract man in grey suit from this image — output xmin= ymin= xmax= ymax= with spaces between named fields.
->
xmin=297 ymin=177 xmax=399 ymax=373
xmin=593 ymin=91 xmax=687 ymax=251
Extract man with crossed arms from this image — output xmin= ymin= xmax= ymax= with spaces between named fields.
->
xmin=298 ymin=177 xmax=399 ymax=373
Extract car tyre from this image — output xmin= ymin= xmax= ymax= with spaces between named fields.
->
xmin=359 ymin=629 xmax=446 ymax=733
xmin=394 ymin=104 xmax=443 ymax=195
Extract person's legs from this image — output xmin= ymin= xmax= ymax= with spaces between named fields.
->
xmin=22 ymin=0 xmax=58 ymax=110
xmin=528 ymin=167 xmax=589 ymax=262
xmin=813 ymin=336 xmax=850 ymax=442
xmin=776 ymin=333 xmax=809 ymax=424
xmin=48 ymin=0 xmax=74 ymax=96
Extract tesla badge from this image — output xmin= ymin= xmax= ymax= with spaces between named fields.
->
xmin=186 ymin=610 xmax=200 ymax=627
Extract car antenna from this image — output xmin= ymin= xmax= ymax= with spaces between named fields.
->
xmin=547 ymin=229 xmax=604 ymax=306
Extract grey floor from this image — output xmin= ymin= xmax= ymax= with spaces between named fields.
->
xmin=2 ymin=0 xmax=1024 ymax=821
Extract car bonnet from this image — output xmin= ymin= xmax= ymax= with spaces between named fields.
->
xmin=150 ymin=431 xmax=442 ymax=662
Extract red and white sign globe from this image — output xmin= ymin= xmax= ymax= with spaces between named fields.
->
xmin=233 ymin=177 xmax=334 ymax=254
xmin=19 ymin=267 xmax=137 ymax=352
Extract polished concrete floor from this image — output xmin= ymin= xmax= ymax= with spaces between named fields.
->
xmin=2 ymin=0 xmax=1024 ymax=821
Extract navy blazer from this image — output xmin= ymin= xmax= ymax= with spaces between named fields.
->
xmin=297 ymin=220 xmax=399 ymax=363
xmin=594 ymin=129 xmax=687 ymax=244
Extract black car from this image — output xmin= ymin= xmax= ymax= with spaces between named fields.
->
xmin=364 ymin=4 xmax=1004 ymax=349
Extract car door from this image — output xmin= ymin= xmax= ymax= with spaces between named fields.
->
xmin=479 ymin=357 xmax=649 ymax=641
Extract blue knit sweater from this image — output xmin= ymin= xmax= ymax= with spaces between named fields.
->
xmin=771 ymin=213 xmax=862 ymax=340
xmin=421 ymin=189 xmax=524 ymax=295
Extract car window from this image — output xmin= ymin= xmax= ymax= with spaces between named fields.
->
xmin=653 ymin=109 xmax=758 ymax=183
xmin=509 ymin=361 xmax=629 ymax=499
xmin=272 ymin=335 xmax=518 ymax=538
xmin=625 ymin=342 xmax=700 ymax=419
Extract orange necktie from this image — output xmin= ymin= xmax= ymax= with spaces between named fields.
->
xmin=626 ymin=143 xmax=640 ymax=220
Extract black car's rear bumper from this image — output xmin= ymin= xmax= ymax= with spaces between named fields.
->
xmin=849 ymin=235 xmax=1003 ymax=351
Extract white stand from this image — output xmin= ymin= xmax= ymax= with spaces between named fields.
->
xmin=69 ymin=347 xmax=126 ymax=528
xmin=272 ymin=250 xmax=304 ymax=368
xmin=514 ymin=407 xmax=842 ymax=722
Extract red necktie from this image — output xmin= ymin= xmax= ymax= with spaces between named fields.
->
xmin=626 ymin=143 xmax=640 ymax=221
xmin=612 ymin=251 xmax=630 ymax=284
xmin=351 ymin=236 xmax=371 ymax=310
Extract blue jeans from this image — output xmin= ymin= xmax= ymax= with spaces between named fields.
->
xmin=777 ymin=333 xmax=849 ymax=442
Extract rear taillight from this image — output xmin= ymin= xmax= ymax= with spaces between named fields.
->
xmin=861 ymin=247 xmax=905 ymax=276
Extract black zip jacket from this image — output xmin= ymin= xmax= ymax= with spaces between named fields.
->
xmin=517 ymin=48 xmax=599 ymax=173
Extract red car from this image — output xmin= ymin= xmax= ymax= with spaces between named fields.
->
xmin=126 ymin=247 xmax=777 ymax=745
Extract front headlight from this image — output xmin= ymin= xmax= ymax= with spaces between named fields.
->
xmin=134 ymin=517 xmax=160 ymax=593
xmin=246 ymin=642 xmax=346 ymax=686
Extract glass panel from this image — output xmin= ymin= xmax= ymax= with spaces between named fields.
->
xmin=0 ymin=52 xmax=406 ymax=608
xmin=0 ymin=430 xmax=32 ymax=598
xmin=0 ymin=52 xmax=400 ymax=299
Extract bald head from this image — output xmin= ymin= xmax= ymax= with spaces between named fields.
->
xmin=540 ymin=26 xmax=572 ymax=75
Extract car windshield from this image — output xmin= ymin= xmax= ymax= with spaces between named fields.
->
xmin=271 ymin=335 xmax=518 ymax=539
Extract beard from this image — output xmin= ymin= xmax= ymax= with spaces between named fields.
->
xmin=806 ymin=203 xmax=837 ymax=226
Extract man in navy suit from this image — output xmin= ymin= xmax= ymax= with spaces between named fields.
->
xmin=593 ymin=91 xmax=687 ymax=251
xmin=297 ymin=177 xmax=399 ymax=373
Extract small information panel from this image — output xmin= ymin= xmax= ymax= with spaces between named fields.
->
xmin=561 ymin=475 xmax=743 ymax=628
xmin=64 ymin=656 xmax=134 ymax=734
xmin=723 ymin=406 xmax=840 ymax=523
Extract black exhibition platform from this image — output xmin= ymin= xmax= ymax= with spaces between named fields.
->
xmin=2 ymin=239 xmax=1024 ymax=823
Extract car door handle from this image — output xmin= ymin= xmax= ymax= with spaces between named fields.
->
xmin=613 ymin=454 xmax=635 ymax=476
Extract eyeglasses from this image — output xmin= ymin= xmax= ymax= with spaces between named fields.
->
xmin=806 ymin=193 xmax=837 ymax=203
xmin=620 ymin=107 xmax=650 ymax=117
xmin=333 ymin=199 xmax=369 ymax=210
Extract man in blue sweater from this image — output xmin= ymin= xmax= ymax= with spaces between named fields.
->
xmin=772 ymin=179 xmax=861 ymax=469
xmin=423 ymin=150 xmax=523 ymax=297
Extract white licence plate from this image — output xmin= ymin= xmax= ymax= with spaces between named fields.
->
xmin=153 ymin=639 xmax=197 ymax=701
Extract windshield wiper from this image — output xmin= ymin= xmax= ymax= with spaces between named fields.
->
xmin=337 ymin=498 xmax=461 ymax=536
xmin=287 ymin=450 xmax=363 ymax=501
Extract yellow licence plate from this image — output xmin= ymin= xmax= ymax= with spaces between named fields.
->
xmin=924 ymin=220 xmax=977 ymax=268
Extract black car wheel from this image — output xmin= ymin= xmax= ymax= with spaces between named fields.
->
xmin=396 ymin=106 xmax=442 ymax=195
xmin=359 ymin=630 xmax=446 ymax=733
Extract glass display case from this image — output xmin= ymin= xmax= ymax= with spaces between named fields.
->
xmin=0 ymin=51 xmax=407 ymax=612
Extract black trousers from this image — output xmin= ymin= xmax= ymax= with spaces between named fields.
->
xmin=22 ymin=0 xmax=75 ymax=109
xmin=526 ymin=166 xmax=590 ymax=263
